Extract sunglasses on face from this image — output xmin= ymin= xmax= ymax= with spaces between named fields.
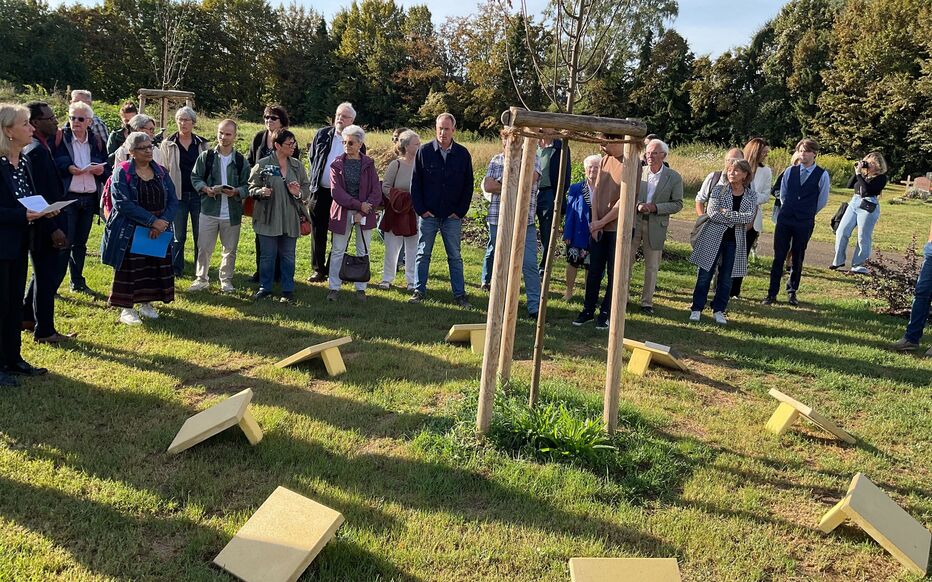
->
xmin=70 ymin=116 xmax=87 ymax=122
xmin=264 ymin=115 xmax=279 ymax=121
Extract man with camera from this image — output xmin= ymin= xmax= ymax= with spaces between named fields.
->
xmin=762 ymin=138 xmax=830 ymax=307
xmin=189 ymin=119 xmax=250 ymax=293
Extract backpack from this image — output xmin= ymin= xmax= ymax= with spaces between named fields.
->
xmin=101 ymin=161 xmax=132 ymax=220
xmin=201 ymin=149 xmax=245 ymax=184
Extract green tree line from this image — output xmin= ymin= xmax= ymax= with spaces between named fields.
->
xmin=2 ymin=0 xmax=930 ymax=176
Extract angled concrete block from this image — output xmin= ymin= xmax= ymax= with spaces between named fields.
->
xmin=767 ymin=388 xmax=856 ymax=444
xmin=622 ymin=338 xmax=688 ymax=376
xmin=275 ymin=336 xmax=352 ymax=376
xmin=569 ymin=557 xmax=681 ymax=581
xmin=445 ymin=323 xmax=486 ymax=354
xmin=819 ymin=473 xmax=930 ymax=575
xmin=214 ymin=486 xmax=345 ymax=582
xmin=167 ymin=388 xmax=262 ymax=454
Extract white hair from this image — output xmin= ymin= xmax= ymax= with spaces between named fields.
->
xmin=336 ymin=102 xmax=356 ymax=119
xmin=68 ymin=101 xmax=94 ymax=118
xmin=583 ymin=154 xmax=601 ymax=168
xmin=126 ymin=131 xmax=152 ymax=151
xmin=341 ymin=124 xmax=365 ymax=144
xmin=175 ymin=106 xmax=197 ymax=124
xmin=128 ymin=114 xmax=155 ymax=131
xmin=647 ymin=138 xmax=669 ymax=155
xmin=436 ymin=112 xmax=456 ymax=128
xmin=70 ymin=90 xmax=92 ymax=103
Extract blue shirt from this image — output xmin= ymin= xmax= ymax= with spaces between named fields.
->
xmin=780 ymin=162 xmax=831 ymax=213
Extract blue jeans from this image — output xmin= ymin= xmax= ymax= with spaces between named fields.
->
xmin=258 ymin=234 xmax=297 ymax=293
xmin=834 ymin=195 xmax=880 ymax=268
xmin=692 ymin=239 xmax=737 ymax=312
xmin=904 ymin=246 xmax=932 ymax=343
xmin=481 ymin=222 xmax=541 ymax=314
xmin=62 ymin=194 xmax=95 ymax=288
xmin=172 ymin=191 xmax=200 ymax=276
xmin=415 ymin=216 xmax=464 ymax=297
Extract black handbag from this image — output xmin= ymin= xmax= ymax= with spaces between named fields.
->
xmin=338 ymin=223 xmax=371 ymax=282
xmin=859 ymin=198 xmax=878 ymax=213
xmin=830 ymin=202 xmax=848 ymax=233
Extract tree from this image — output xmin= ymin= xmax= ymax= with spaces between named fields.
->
xmin=627 ymin=29 xmax=694 ymax=142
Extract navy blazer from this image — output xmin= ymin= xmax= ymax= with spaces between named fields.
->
xmin=52 ymin=127 xmax=109 ymax=196
xmin=0 ymin=156 xmax=34 ymax=261
xmin=411 ymin=139 xmax=474 ymax=219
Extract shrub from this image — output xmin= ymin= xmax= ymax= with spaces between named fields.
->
xmin=493 ymin=400 xmax=616 ymax=464
xmin=853 ymin=234 xmax=922 ymax=315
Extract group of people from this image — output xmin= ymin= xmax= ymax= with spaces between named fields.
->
xmin=3 ymin=87 xmax=932 ymax=386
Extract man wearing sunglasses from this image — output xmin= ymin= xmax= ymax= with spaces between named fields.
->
xmin=306 ymin=102 xmax=364 ymax=283
xmin=53 ymin=100 xmax=109 ymax=295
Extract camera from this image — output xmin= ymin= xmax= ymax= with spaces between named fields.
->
xmin=858 ymin=160 xmax=869 ymax=169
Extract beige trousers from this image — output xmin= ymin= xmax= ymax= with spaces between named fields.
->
xmin=194 ymin=214 xmax=241 ymax=285
xmin=630 ymin=216 xmax=663 ymax=307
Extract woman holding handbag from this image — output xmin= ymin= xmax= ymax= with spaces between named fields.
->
xmin=247 ymin=130 xmax=310 ymax=303
xmin=831 ymin=152 xmax=888 ymax=274
xmin=327 ymin=125 xmax=382 ymax=302
xmin=376 ymin=129 xmax=420 ymax=291
xmin=688 ymin=159 xmax=757 ymax=325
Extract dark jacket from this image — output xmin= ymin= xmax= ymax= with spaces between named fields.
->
xmin=307 ymin=126 xmax=366 ymax=197
xmin=411 ymin=139 xmax=474 ymax=219
xmin=107 ymin=126 xmax=130 ymax=156
xmin=101 ymin=161 xmax=177 ymax=268
xmin=248 ymin=130 xmax=300 ymax=167
xmin=52 ymin=127 xmax=109 ymax=196
xmin=0 ymin=154 xmax=35 ymax=260
xmin=539 ymin=139 xmax=572 ymax=193
xmin=24 ymin=136 xmax=68 ymax=248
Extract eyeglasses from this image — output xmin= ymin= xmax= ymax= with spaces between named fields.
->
xmin=281 ymin=141 xmax=296 ymax=148
xmin=69 ymin=116 xmax=87 ymax=122
xmin=177 ymin=118 xmax=193 ymax=123
xmin=645 ymin=151 xmax=666 ymax=156
xmin=34 ymin=115 xmax=56 ymax=122
xmin=134 ymin=145 xmax=154 ymax=152
xmin=264 ymin=115 xmax=279 ymax=121
xmin=343 ymin=140 xmax=356 ymax=146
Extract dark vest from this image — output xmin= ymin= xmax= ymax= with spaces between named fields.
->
xmin=779 ymin=164 xmax=824 ymax=225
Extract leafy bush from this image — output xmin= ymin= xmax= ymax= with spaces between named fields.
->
xmin=853 ymin=234 xmax=922 ymax=315
xmin=493 ymin=400 xmax=616 ymax=464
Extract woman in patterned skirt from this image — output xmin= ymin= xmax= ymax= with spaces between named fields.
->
xmin=101 ymin=132 xmax=177 ymax=325
xmin=562 ymin=154 xmax=600 ymax=300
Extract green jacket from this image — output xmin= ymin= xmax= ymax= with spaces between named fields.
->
xmin=191 ymin=147 xmax=250 ymax=226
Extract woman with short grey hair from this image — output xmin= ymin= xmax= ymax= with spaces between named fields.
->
xmin=160 ymin=106 xmax=208 ymax=276
xmin=111 ymin=114 xmax=164 ymax=166
xmin=101 ymin=131 xmax=178 ymax=325
xmin=377 ymin=129 xmax=421 ymax=291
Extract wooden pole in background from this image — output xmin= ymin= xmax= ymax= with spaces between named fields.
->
xmin=603 ymin=137 xmax=641 ymax=434
xmin=476 ymin=131 xmax=523 ymax=434
xmin=498 ymin=135 xmax=539 ymax=383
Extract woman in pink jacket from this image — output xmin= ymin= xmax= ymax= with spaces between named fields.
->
xmin=327 ymin=125 xmax=383 ymax=301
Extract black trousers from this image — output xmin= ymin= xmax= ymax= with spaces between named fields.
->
xmin=768 ymin=220 xmax=814 ymax=297
xmin=730 ymin=228 xmax=759 ymax=298
xmin=582 ymin=231 xmax=616 ymax=317
xmin=23 ymin=245 xmax=68 ymax=338
xmin=1 ymin=254 xmax=28 ymax=367
xmin=309 ymin=186 xmax=332 ymax=275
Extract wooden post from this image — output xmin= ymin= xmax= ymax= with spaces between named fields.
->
xmin=529 ymin=142 xmax=569 ymax=405
xmin=476 ymin=132 xmax=523 ymax=434
xmin=603 ymin=137 xmax=640 ymax=434
xmin=160 ymin=97 xmax=168 ymax=130
xmin=498 ymin=135 xmax=539 ymax=383
xmin=138 ymin=93 xmax=147 ymax=114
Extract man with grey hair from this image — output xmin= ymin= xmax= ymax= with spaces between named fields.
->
xmin=630 ymin=138 xmax=683 ymax=314
xmin=410 ymin=112 xmax=474 ymax=308
xmin=69 ymin=90 xmax=109 ymax=145
xmin=306 ymin=102 xmax=363 ymax=282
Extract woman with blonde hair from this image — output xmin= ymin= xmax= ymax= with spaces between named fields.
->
xmin=832 ymin=151 xmax=888 ymax=273
xmin=730 ymin=137 xmax=773 ymax=297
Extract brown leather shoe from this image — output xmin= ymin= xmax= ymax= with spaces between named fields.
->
xmin=21 ymin=320 xmax=35 ymax=332
xmin=35 ymin=332 xmax=78 ymax=344
xmin=306 ymin=272 xmax=327 ymax=283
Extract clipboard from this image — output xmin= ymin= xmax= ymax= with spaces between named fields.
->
xmin=130 ymin=226 xmax=172 ymax=258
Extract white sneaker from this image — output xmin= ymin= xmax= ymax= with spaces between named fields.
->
xmin=849 ymin=265 xmax=869 ymax=275
xmin=188 ymin=280 xmax=209 ymax=292
xmin=119 ymin=308 xmax=143 ymax=326
xmin=688 ymin=310 xmax=701 ymax=322
xmin=137 ymin=303 xmax=159 ymax=319
xmin=220 ymin=282 xmax=235 ymax=293
xmin=713 ymin=311 xmax=728 ymax=325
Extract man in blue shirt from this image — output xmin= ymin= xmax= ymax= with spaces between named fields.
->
xmin=892 ymin=221 xmax=932 ymax=355
xmin=410 ymin=113 xmax=474 ymax=308
xmin=763 ymin=138 xmax=831 ymax=306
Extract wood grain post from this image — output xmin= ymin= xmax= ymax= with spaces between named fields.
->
xmin=498 ymin=135 xmax=539 ymax=383
xmin=476 ymin=132 xmax=523 ymax=434
xmin=603 ymin=137 xmax=641 ymax=434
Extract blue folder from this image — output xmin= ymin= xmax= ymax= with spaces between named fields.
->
xmin=131 ymin=226 xmax=172 ymax=258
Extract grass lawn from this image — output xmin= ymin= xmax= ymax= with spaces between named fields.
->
xmin=0 ymin=209 xmax=930 ymax=581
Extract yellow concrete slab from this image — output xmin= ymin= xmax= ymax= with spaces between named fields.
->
xmin=167 ymin=388 xmax=261 ymax=454
xmin=622 ymin=338 xmax=689 ymax=374
xmin=274 ymin=336 xmax=352 ymax=376
xmin=819 ymin=473 xmax=930 ymax=575
xmin=214 ymin=486 xmax=345 ymax=582
xmin=569 ymin=558 xmax=682 ymax=582
xmin=445 ymin=323 xmax=487 ymax=354
xmin=767 ymin=388 xmax=856 ymax=444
